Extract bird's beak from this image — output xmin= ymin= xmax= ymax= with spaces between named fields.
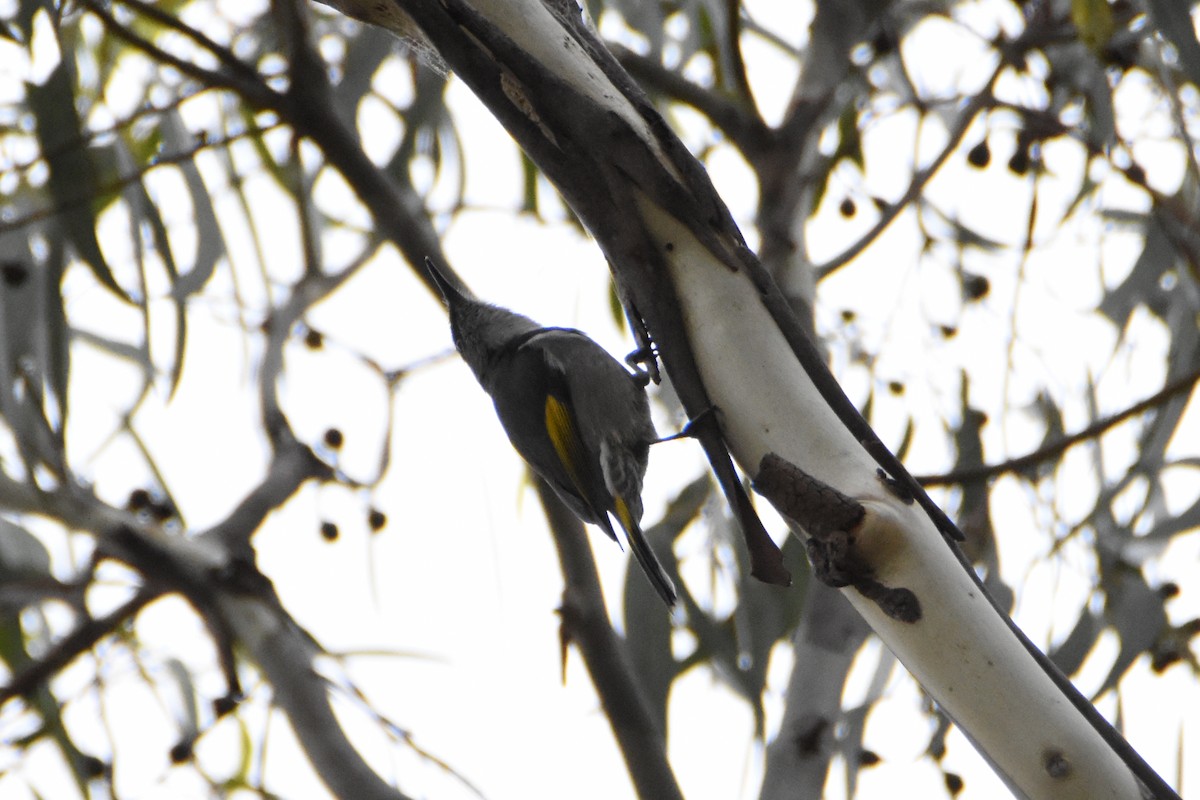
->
xmin=423 ymin=256 xmax=471 ymax=307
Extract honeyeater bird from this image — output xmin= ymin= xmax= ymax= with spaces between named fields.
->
xmin=425 ymin=258 xmax=676 ymax=606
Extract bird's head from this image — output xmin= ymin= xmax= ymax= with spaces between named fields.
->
xmin=424 ymin=258 xmax=542 ymax=388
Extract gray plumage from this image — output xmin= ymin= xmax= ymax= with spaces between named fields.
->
xmin=426 ymin=258 xmax=676 ymax=606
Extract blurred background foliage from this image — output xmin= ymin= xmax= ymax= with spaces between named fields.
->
xmin=0 ymin=0 xmax=1197 ymax=797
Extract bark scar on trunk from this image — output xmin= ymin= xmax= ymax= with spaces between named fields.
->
xmin=752 ymin=452 xmax=922 ymax=623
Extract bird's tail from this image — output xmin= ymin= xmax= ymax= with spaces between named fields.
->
xmin=614 ymin=497 xmax=677 ymax=607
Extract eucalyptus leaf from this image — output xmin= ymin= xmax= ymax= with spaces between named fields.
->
xmin=28 ymin=59 xmax=129 ymax=302
xmin=0 ymin=517 xmax=52 ymax=579
xmin=160 ymin=111 xmax=225 ymax=300
xmin=165 ymin=657 xmax=201 ymax=737
xmin=115 ymin=136 xmax=189 ymax=398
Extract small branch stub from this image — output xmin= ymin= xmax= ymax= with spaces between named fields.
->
xmin=752 ymin=453 xmax=921 ymax=623
xmin=753 ymin=453 xmax=866 ymax=534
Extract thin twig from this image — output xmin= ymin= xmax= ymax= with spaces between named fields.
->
xmin=0 ymin=123 xmax=287 ymax=238
xmin=814 ymin=88 xmax=998 ymax=280
xmin=112 ymin=0 xmax=264 ymax=84
xmin=79 ymin=0 xmax=276 ymax=108
xmin=919 ymin=368 xmax=1200 ymax=487
xmin=611 ymin=44 xmax=770 ymax=154
xmin=0 ymin=587 xmax=162 ymax=707
xmin=534 ymin=478 xmax=684 ymax=800
xmin=723 ymin=0 xmax=755 ymax=114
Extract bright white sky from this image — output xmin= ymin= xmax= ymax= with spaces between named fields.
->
xmin=1 ymin=1 xmax=1198 ymax=799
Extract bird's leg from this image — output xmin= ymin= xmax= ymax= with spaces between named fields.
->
xmin=623 ymin=305 xmax=661 ymax=387
xmin=655 ymin=404 xmax=719 ymax=444
xmin=624 ymin=346 xmax=652 ymax=380
xmin=661 ymin=407 xmax=794 ymax=587
xmin=624 ymin=344 xmax=658 ymax=388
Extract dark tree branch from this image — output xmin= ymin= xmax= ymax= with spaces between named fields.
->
xmin=919 ymin=367 xmax=1200 ymax=488
xmin=198 ymin=439 xmax=331 ymax=552
xmin=613 ymin=44 xmax=770 ymax=154
xmin=113 ymin=0 xmax=266 ymax=84
xmin=0 ymin=123 xmax=286 ymax=240
xmin=79 ymin=0 xmax=277 ymax=108
xmin=0 ymin=466 xmax=408 ymax=799
xmin=534 ymin=478 xmax=684 ymax=800
xmin=722 ymin=0 xmax=755 ymax=109
xmin=222 ymin=589 xmax=416 ymax=800
xmin=274 ymin=42 xmax=450 ymax=295
xmin=0 ymin=587 xmax=162 ymax=707
xmin=760 ymin=581 xmax=870 ymax=800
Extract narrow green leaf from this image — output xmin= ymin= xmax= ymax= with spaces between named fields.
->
xmin=727 ymin=532 xmax=808 ymax=736
xmin=28 ymin=58 xmax=130 ymax=302
xmin=156 ymin=111 xmax=226 ymax=300
xmin=40 ymin=237 xmax=69 ymax=438
xmin=894 ymin=416 xmax=915 ymax=462
xmin=835 ymin=104 xmax=865 ymax=170
xmin=14 ymin=0 xmax=50 ymax=40
xmin=120 ymin=137 xmax=188 ymax=398
xmin=1071 ymin=0 xmax=1114 ymax=54
xmin=607 ymin=281 xmax=623 ymax=330
xmin=810 ymin=159 xmax=833 ymax=217
xmin=520 ymin=151 xmax=539 ymax=214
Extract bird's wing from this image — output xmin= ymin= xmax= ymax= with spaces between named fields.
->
xmin=489 ymin=338 xmax=617 ymax=539
xmin=542 ymin=394 xmax=599 ymax=511
xmin=500 ymin=333 xmax=675 ymax=605
xmin=543 ymin=349 xmax=675 ymax=606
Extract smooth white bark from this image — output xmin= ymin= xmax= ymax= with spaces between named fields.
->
xmin=639 ymin=195 xmax=1142 ymax=799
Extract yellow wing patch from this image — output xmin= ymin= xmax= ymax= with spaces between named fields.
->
xmin=545 ymin=395 xmax=587 ymax=495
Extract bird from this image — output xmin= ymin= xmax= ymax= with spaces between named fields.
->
xmin=424 ymin=257 xmax=676 ymax=606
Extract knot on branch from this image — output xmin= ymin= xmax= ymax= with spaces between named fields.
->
xmin=753 ymin=453 xmax=922 ymax=623
xmin=752 ymin=453 xmax=864 ymax=536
